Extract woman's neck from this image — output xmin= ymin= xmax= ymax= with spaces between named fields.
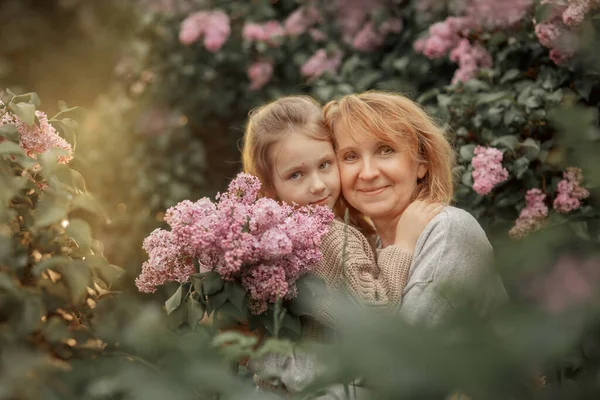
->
xmin=372 ymin=214 xmax=401 ymax=248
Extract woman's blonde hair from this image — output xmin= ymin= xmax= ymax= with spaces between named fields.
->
xmin=241 ymin=95 xmax=376 ymax=238
xmin=323 ymin=91 xmax=455 ymax=204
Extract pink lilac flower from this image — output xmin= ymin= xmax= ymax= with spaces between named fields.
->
xmin=0 ymin=104 xmax=73 ymax=164
xmin=179 ymin=10 xmax=230 ymax=52
xmin=301 ymin=49 xmax=344 ymax=80
xmin=242 ymin=20 xmax=284 ymax=45
xmin=135 ymin=229 xmax=195 ymax=293
xmin=563 ymin=0 xmax=600 ymax=26
xmin=352 ymin=18 xmax=403 ymax=52
xmin=471 ymin=146 xmax=509 ymax=195
xmin=553 ymin=167 xmax=590 ymax=213
xmin=242 ymin=264 xmax=289 ymax=306
xmin=509 ymin=189 xmax=549 ymax=239
xmin=309 ymin=28 xmax=327 ymax=42
xmin=449 ymin=39 xmax=493 ymax=83
xmin=527 ymin=254 xmax=600 ymax=313
xmin=247 ymin=60 xmax=274 ymax=90
xmin=334 ymin=0 xmax=388 ymax=44
xmin=284 ymin=6 xmax=321 ymax=36
xmin=135 ymin=172 xmax=334 ymax=314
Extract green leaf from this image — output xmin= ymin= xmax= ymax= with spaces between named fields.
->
xmin=476 ymin=91 xmax=512 ymax=105
xmin=187 ymin=298 xmax=206 ymax=330
xmin=10 ymin=92 xmax=41 ymax=108
xmin=281 ymin=313 xmax=301 ymax=336
xmin=61 ymin=260 xmax=92 ymax=304
xmin=207 ymin=290 xmax=228 ymax=314
xmin=86 ymin=255 xmax=125 ymax=286
xmin=500 ymin=69 xmax=522 ymax=84
xmin=34 ymin=192 xmax=70 ymax=228
xmin=165 ymin=285 xmax=184 ymax=315
xmin=520 ymin=138 xmax=541 ymax=161
xmin=70 ymin=194 xmax=106 ymax=218
xmin=511 ymin=157 xmax=530 ymax=179
xmin=66 ymin=218 xmax=92 ymax=249
xmin=536 ymin=3 xmax=554 ymax=23
xmin=461 ymin=171 xmax=473 ymax=187
xmin=0 ymin=141 xmax=25 ymax=157
xmin=33 ymin=256 xmax=71 ymax=276
xmin=203 ymin=271 xmax=224 ymax=295
xmin=0 ymin=124 xmax=19 ymax=142
xmin=525 ymin=96 xmax=543 ymax=109
xmin=491 ymin=135 xmax=519 ymax=151
xmin=10 ymin=102 xmax=36 ymax=126
xmin=225 ymin=281 xmax=247 ymax=312
xmin=459 ymin=144 xmax=477 ymax=162
xmin=211 ymin=331 xmax=258 ymax=349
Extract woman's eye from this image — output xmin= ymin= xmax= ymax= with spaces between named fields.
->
xmin=343 ymin=153 xmax=357 ymax=162
xmin=378 ymin=145 xmax=394 ymax=155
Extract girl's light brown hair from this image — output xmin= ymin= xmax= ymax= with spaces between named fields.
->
xmin=323 ymin=91 xmax=455 ymax=204
xmin=241 ymin=95 xmax=376 ymax=238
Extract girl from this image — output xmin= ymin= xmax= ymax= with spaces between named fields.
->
xmin=241 ymin=95 xmax=441 ymax=396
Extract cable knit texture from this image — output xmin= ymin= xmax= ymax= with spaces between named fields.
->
xmin=249 ymin=218 xmax=414 ymax=397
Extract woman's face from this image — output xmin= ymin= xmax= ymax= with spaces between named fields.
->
xmin=335 ymin=132 xmax=427 ymax=222
xmin=268 ymin=131 xmax=340 ymax=209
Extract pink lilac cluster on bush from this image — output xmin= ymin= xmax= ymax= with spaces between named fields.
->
xmin=0 ymin=102 xmax=73 ymax=164
xmin=135 ymin=172 xmax=334 ymax=314
xmin=415 ymin=0 xmax=534 ymax=82
xmin=471 ymin=146 xmax=509 ymax=195
xmin=509 ymin=189 xmax=549 ymax=239
xmin=179 ymin=10 xmax=230 ymax=52
xmin=353 ymin=18 xmax=403 ymax=52
xmin=534 ymin=0 xmax=600 ymax=65
xmin=301 ymin=49 xmax=344 ymax=80
xmin=247 ymin=60 xmax=275 ymax=91
xmin=242 ymin=20 xmax=285 ymax=46
xmin=553 ymin=167 xmax=590 ymax=213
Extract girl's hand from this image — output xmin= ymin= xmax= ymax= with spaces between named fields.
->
xmin=394 ymin=200 xmax=443 ymax=253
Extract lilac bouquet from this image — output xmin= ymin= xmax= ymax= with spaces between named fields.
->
xmin=135 ymin=173 xmax=333 ymax=335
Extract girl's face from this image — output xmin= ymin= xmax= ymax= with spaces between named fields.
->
xmin=268 ymin=131 xmax=340 ymax=209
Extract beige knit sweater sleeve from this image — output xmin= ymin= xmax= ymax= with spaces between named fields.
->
xmin=313 ymin=219 xmax=413 ymax=312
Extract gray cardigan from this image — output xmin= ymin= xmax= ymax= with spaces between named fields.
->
xmin=248 ymin=205 xmax=508 ymax=394
xmin=397 ymin=205 xmax=508 ymax=324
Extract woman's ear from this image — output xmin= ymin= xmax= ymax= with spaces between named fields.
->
xmin=417 ymin=163 xmax=427 ymax=179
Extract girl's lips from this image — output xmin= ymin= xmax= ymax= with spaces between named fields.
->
xmin=311 ymin=196 xmax=329 ymax=206
xmin=358 ymin=186 xmax=388 ymax=196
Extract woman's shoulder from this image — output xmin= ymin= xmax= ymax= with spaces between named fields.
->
xmin=425 ymin=206 xmax=489 ymax=245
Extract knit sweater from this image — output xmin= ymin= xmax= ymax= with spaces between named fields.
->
xmin=249 ymin=218 xmax=414 ymax=395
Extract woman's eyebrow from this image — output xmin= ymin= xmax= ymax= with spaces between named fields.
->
xmin=336 ymin=146 xmax=355 ymax=153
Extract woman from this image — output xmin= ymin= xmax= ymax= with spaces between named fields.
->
xmin=322 ymin=91 xmax=508 ymax=325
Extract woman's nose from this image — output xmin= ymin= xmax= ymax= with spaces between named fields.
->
xmin=358 ymin=159 xmax=380 ymax=180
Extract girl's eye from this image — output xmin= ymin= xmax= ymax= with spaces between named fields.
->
xmin=288 ymin=172 xmax=302 ymax=180
xmin=378 ymin=145 xmax=394 ymax=155
xmin=343 ymin=152 xmax=358 ymax=162
xmin=319 ymin=161 xmax=332 ymax=170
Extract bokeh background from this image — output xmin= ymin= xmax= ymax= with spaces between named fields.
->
xmin=2 ymin=0 xmax=600 ymax=399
